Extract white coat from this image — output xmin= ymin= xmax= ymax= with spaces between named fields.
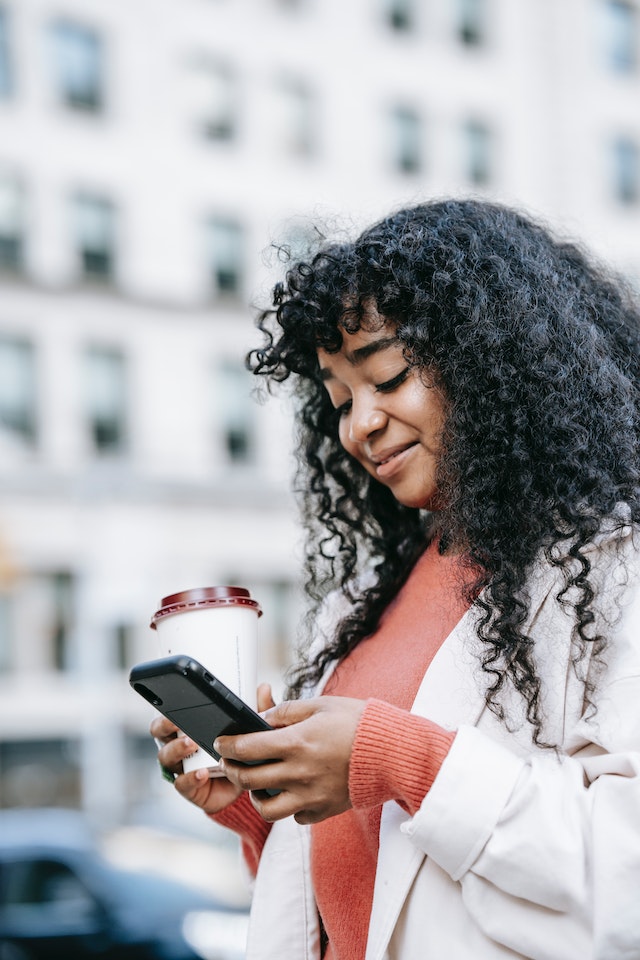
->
xmin=246 ymin=518 xmax=640 ymax=960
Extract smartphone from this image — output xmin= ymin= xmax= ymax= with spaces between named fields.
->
xmin=129 ymin=654 xmax=279 ymax=790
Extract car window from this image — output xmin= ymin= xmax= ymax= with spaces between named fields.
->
xmin=1 ymin=857 xmax=102 ymax=935
xmin=4 ymin=858 xmax=92 ymax=906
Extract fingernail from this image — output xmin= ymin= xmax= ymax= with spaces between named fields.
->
xmin=195 ymin=768 xmax=208 ymax=781
xmin=213 ymin=739 xmax=220 ymax=753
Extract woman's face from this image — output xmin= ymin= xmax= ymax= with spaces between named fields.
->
xmin=317 ymin=323 xmax=446 ymax=510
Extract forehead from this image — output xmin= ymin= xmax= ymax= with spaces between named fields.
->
xmin=317 ymin=325 xmax=401 ymax=371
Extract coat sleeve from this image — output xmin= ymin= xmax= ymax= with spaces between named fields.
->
xmin=401 ymin=620 xmax=640 ymax=960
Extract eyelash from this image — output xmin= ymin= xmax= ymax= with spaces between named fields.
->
xmin=376 ymin=366 xmax=411 ymax=393
xmin=335 ymin=366 xmax=411 ymax=418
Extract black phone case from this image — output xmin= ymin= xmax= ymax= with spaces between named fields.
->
xmin=129 ymin=654 xmax=274 ymax=764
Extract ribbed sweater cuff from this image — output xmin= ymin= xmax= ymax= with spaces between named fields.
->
xmin=349 ymin=698 xmax=456 ymax=816
xmin=208 ymin=791 xmax=271 ymax=876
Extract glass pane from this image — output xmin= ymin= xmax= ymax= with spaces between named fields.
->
xmin=50 ymin=20 xmax=103 ymax=111
xmin=0 ymin=592 xmax=11 ymax=671
xmin=207 ymin=218 xmax=244 ymax=296
xmin=603 ymin=0 xmax=637 ymax=72
xmin=276 ymin=79 xmax=315 ymax=157
xmin=613 ymin=137 xmax=639 ymax=204
xmin=4 ymin=572 xmax=76 ymax=674
xmin=51 ymin=572 xmax=74 ymax=671
xmin=464 ymin=119 xmax=492 ymax=185
xmin=72 ymin=194 xmax=115 ymax=280
xmin=84 ymin=346 xmax=127 ymax=452
xmin=276 ymin=218 xmax=321 ymax=263
xmin=458 ymin=0 xmax=485 ymax=46
xmin=0 ymin=7 xmax=13 ymax=97
xmin=0 ymin=337 xmax=37 ymax=443
xmin=382 ymin=0 xmax=414 ymax=32
xmin=0 ymin=174 xmax=25 ymax=271
xmin=0 ymin=738 xmax=81 ymax=807
xmin=215 ymin=359 xmax=254 ymax=463
xmin=195 ymin=60 xmax=237 ymax=140
xmin=112 ymin=622 xmax=133 ymax=671
xmin=390 ymin=105 xmax=422 ymax=173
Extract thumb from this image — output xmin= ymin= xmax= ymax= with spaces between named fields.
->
xmin=262 ymin=698 xmax=319 ymax=729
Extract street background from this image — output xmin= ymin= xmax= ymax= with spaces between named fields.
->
xmin=0 ymin=0 xmax=638 ymax=955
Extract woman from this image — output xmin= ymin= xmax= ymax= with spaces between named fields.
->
xmin=153 ymin=199 xmax=640 ymax=959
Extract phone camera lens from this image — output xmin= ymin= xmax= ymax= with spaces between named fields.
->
xmin=133 ymin=682 xmax=163 ymax=708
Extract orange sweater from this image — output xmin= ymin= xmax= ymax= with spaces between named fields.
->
xmin=213 ymin=541 xmax=472 ymax=959
xmin=312 ymin=541 xmax=471 ymax=960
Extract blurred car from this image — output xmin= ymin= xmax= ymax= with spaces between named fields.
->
xmin=0 ymin=808 xmax=249 ymax=960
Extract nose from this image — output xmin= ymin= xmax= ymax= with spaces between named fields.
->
xmin=348 ymin=398 xmax=387 ymax=444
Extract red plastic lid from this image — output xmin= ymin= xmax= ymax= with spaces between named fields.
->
xmin=150 ymin=585 xmax=262 ymax=629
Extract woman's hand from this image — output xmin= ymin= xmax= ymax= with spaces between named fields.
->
xmin=151 ymin=683 xmax=276 ymax=816
xmin=215 ymin=696 xmax=366 ymax=825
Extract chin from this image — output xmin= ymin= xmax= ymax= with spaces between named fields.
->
xmin=395 ymin=492 xmax=439 ymax=510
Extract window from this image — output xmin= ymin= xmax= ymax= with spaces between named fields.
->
xmin=0 ymin=738 xmax=81 ymax=807
xmin=0 ymin=6 xmax=13 ymax=97
xmin=5 ymin=571 xmax=76 ymax=674
xmin=50 ymin=572 xmax=74 ymax=670
xmin=0 ymin=591 xmax=11 ymax=671
xmin=389 ymin=105 xmax=423 ymax=174
xmin=463 ymin=118 xmax=493 ymax=185
xmin=193 ymin=58 xmax=237 ymax=141
xmin=50 ymin=20 xmax=104 ymax=112
xmin=112 ymin=621 xmax=134 ymax=670
xmin=215 ymin=359 xmax=255 ymax=464
xmin=222 ymin=577 xmax=300 ymax=682
xmin=382 ymin=0 xmax=415 ymax=32
xmin=84 ymin=345 xmax=127 ymax=453
xmin=457 ymin=0 xmax=487 ymax=47
xmin=0 ymin=173 xmax=25 ymax=272
xmin=275 ymin=77 xmax=316 ymax=158
xmin=612 ymin=136 xmax=639 ymax=204
xmin=602 ymin=0 xmax=637 ymax=72
xmin=0 ymin=337 xmax=37 ymax=446
xmin=71 ymin=193 xmax=116 ymax=282
xmin=276 ymin=217 xmax=321 ymax=263
xmin=207 ymin=217 xmax=244 ymax=297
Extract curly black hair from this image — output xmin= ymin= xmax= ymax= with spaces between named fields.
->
xmin=248 ymin=198 xmax=640 ymax=744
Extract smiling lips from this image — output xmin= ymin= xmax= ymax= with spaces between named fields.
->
xmin=371 ymin=442 xmax=418 ymax=479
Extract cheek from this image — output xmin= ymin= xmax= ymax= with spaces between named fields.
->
xmin=337 ymin=418 xmax=351 ymax=452
xmin=409 ymin=388 xmax=446 ymax=445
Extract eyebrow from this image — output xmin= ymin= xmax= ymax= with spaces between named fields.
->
xmin=319 ymin=335 xmax=400 ymax=381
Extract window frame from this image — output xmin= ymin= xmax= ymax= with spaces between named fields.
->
xmin=206 ymin=216 xmax=245 ymax=299
xmin=49 ymin=18 xmax=105 ymax=113
xmin=71 ymin=192 xmax=117 ymax=283
xmin=83 ymin=344 xmax=128 ymax=455
xmin=0 ymin=335 xmax=38 ymax=447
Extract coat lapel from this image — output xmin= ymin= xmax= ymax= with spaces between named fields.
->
xmin=365 ymin=557 xmax=563 ymax=960
xmin=365 ymin=607 xmax=489 ymax=960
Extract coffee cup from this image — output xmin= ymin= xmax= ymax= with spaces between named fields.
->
xmin=150 ymin=585 xmax=262 ymax=775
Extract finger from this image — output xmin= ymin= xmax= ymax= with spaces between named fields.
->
xmin=219 ymin=757 xmax=282 ymax=795
xmin=157 ymin=734 xmax=197 ymax=774
xmin=261 ymin=698 xmax=321 ymax=729
xmin=150 ymin=714 xmax=180 ymax=741
xmin=248 ymin=786 xmax=301 ymax=823
xmin=214 ymin=725 xmax=285 ymax=765
xmin=173 ymin=767 xmax=243 ymax=814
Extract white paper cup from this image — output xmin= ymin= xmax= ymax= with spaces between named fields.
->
xmin=151 ymin=585 xmax=262 ymax=776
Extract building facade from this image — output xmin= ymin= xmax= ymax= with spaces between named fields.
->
xmin=0 ymin=0 xmax=638 ymax=828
